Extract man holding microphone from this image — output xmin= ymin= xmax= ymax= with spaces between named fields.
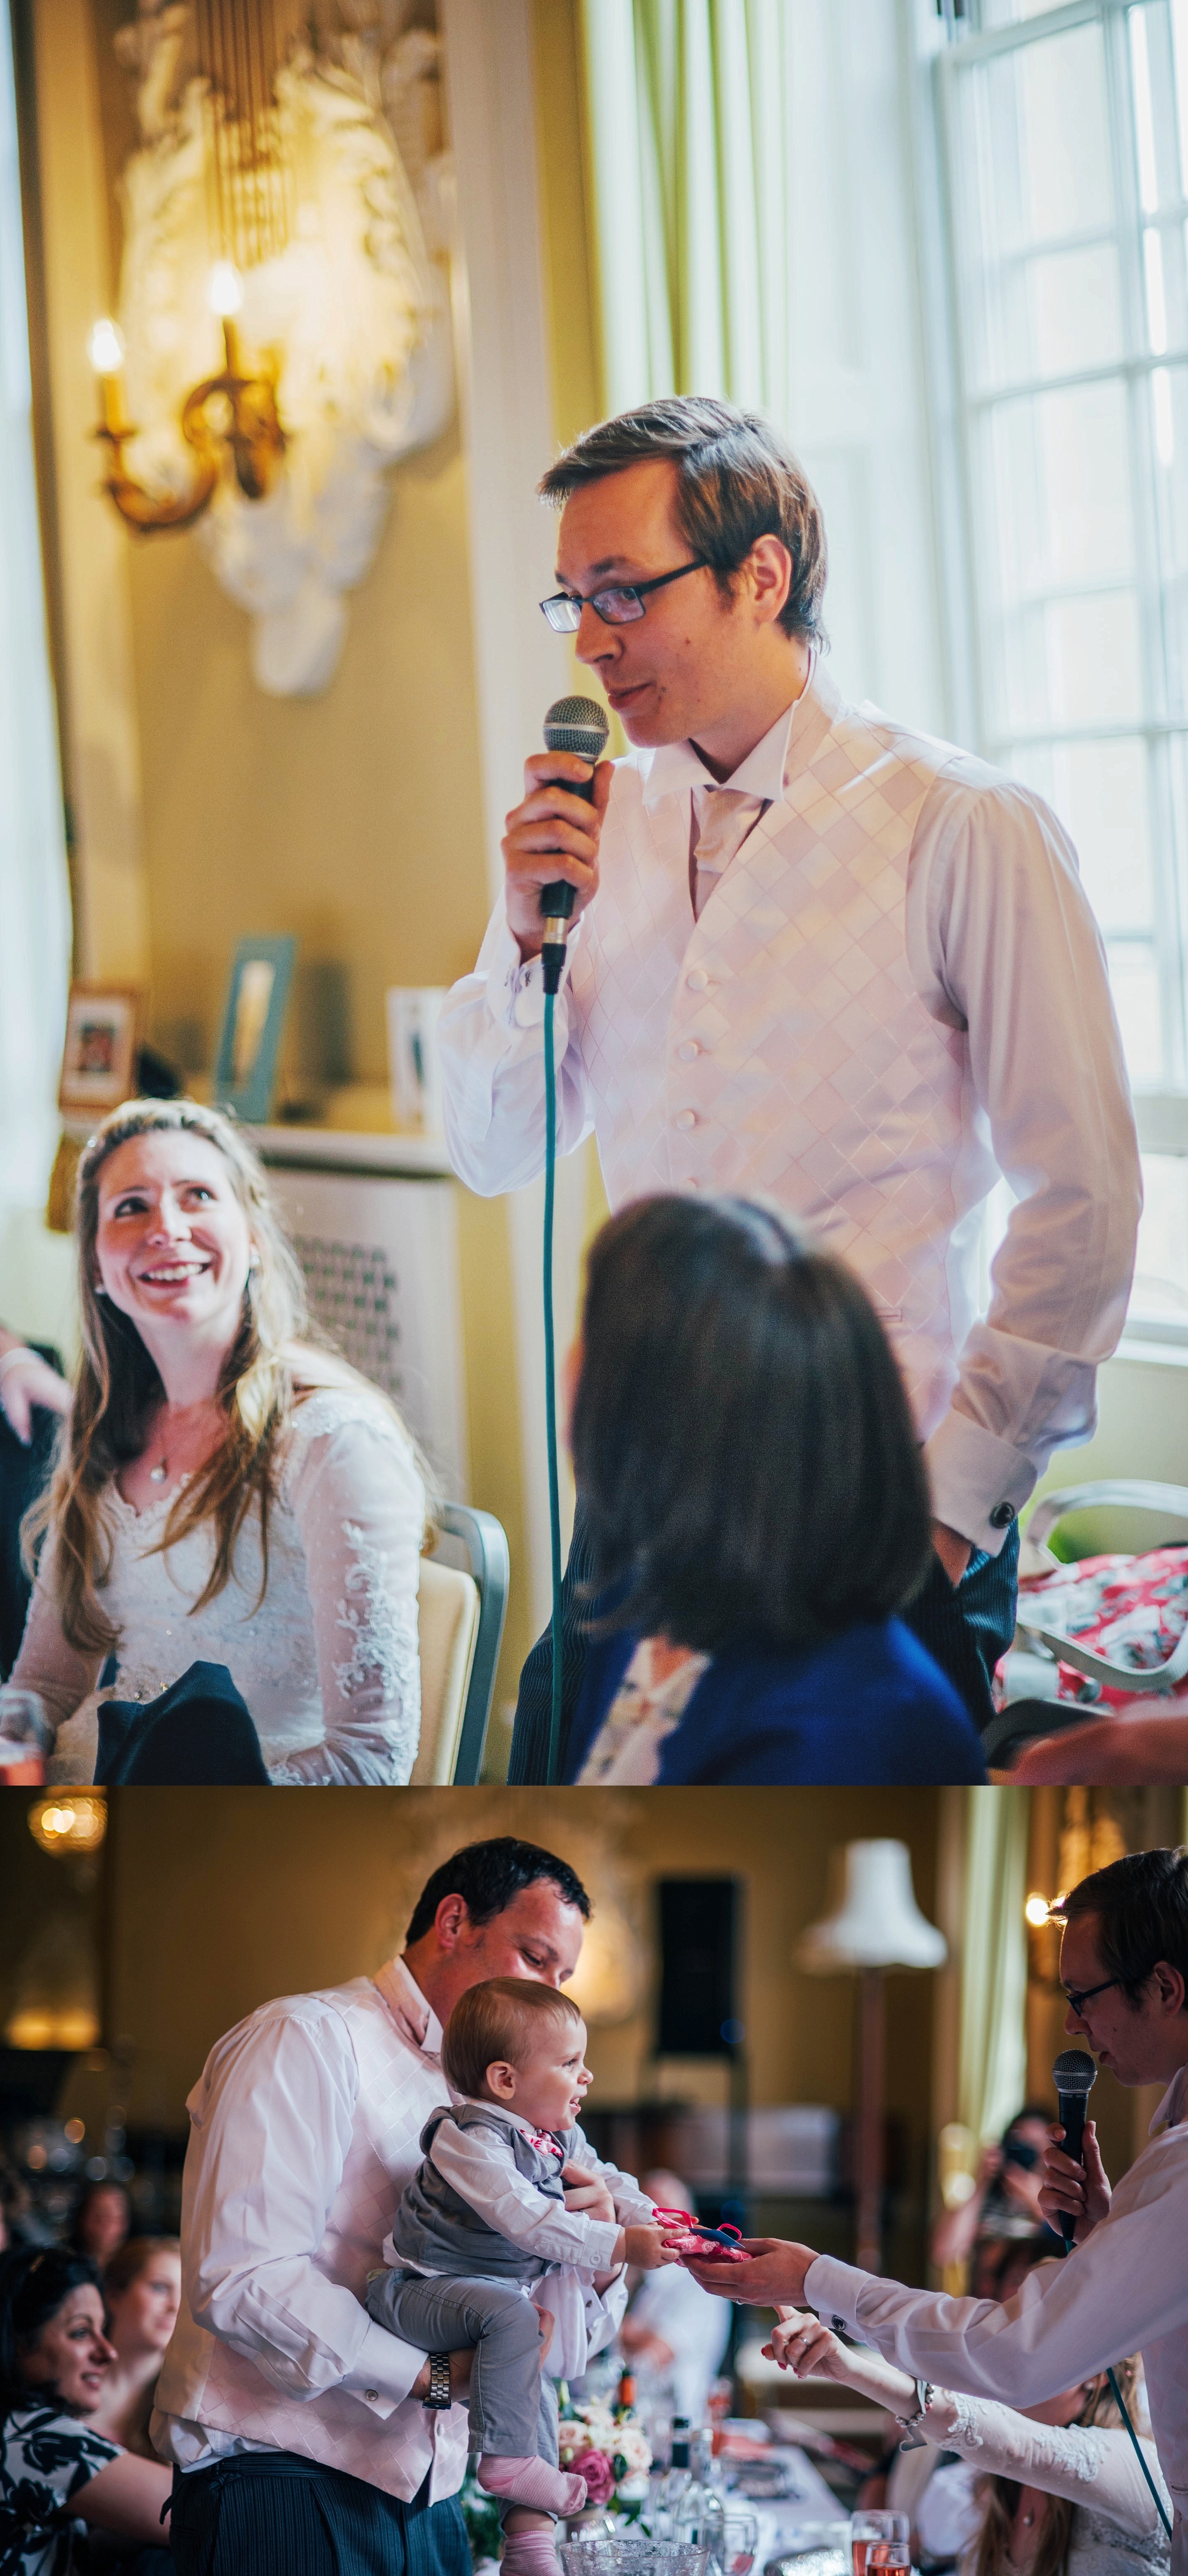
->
xmin=437 ymin=395 xmax=1140 ymax=1770
xmin=683 ymin=1847 xmax=1188 ymax=2574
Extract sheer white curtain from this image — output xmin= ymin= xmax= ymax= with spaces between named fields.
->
xmin=957 ymin=1787 xmax=1030 ymax=2147
xmin=0 ymin=0 xmax=70 ymax=1254
xmin=577 ymin=0 xmax=946 ymax=731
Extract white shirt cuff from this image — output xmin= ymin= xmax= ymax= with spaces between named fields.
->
xmin=485 ymin=916 xmax=578 ymax=1030
xmin=340 ymin=2317 xmax=427 ymax=2416
xmin=804 ymin=2254 xmax=868 ymax=2334
xmin=923 ymin=1410 xmax=1035 ymax=1556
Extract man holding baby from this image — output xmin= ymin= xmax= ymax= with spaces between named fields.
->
xmin=157 ymin=1835 xmax=674 ymax=2576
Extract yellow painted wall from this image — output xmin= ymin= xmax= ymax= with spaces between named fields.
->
xmin=45 ymin=1788 xmax=941 ymax=2199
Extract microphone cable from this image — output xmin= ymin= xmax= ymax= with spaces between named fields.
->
xmin=537 ymin=695 xmax=609 ymax=1786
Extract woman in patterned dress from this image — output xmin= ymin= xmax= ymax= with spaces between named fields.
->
xmin=0 ymin=2245 xmax=172 ymax=2575
xmin=0 ymin=1101 xmax=425 ymax=1785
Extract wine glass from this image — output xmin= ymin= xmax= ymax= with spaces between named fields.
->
xmin=851 ymin=2512 xmax=910 ymax=2576
xmin=722 ymin=2513 xmax=761 ymax=2576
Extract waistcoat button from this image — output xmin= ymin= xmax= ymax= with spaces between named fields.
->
xmin=364 ymin=2389 xmax=379 ymax=2403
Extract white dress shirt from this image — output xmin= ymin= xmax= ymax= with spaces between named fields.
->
xmin=803 ymin=2070 xmax=1188 ymax=2576
xmin=152 ymin=1956 xmax=627 ymax=2499
xmin=439 ymin=659 xmax=1141 ymax=1553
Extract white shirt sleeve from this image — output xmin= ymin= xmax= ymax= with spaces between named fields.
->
xmin=270 ymin=1398 xmax=424 ymax=1788
xmin=426 ymin=2123 xmax=623 ymax=2271
xmin=438 ymin=896 xmax=595 ymax=1196
xmin=805 ymin=2161 xmax=1188 ymax=2413
xmin=183 ymin=2003 xmax=425 ymax=2416
xmin=909 ymin=772 xmax=1142 ymax=1552
xmin=921 ymin=2391 xmax=1170 ymax=2538
xmin=3 ymin=1532 xmax=102 ymax=1740
xmin=566 ymin=2125 xmax=658 ymax=2225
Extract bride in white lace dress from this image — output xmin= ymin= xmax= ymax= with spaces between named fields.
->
xmin=765 ymin=2313 xmax=1170 ymax=2576
xmin=0 ymin=1101 xmax=425 ymax=1786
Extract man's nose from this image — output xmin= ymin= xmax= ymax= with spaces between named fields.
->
xmin=575 ymin=604 xmax=618 ymax=665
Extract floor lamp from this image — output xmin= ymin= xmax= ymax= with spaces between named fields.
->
xmin=795 ymin=1840 xmax=947 ymax=2273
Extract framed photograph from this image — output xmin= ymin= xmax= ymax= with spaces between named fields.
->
xmin=58 ymin=984 xmax=143 ymax=1115
xmin=213 ymin=936 xmax=297 ymax=1124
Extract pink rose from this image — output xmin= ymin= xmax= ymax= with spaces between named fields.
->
xmin=569 ymin=2448 xmax=616 ymax=2506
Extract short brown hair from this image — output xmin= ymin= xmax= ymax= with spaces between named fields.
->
xmin=1056 ymin=1847 xmax=1188 ymax=2003
xmin=538 ymin=396 xmax=827 ymax=644
xmin=441 ymin=1979 xmax=583 ymax=2102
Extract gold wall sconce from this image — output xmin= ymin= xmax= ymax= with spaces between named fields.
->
xmin=89 ymin=261 xmax=284 ymax=535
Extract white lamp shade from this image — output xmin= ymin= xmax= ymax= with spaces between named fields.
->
xmin=795 ymin=1839 xmax=947 ymax=1973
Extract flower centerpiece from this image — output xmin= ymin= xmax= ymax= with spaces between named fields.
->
xmin=557 ymin=2385 xmax=652 ymax=2517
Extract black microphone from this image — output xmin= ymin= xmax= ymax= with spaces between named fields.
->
xmin=539 ymin=695 xmax=609 ymax=995
xmin=1052 ymin=2047 xmax=1098 ymax=2250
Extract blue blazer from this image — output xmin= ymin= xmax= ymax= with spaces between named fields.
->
xmin=565 ymin=1618 xmax=986 ymax=1785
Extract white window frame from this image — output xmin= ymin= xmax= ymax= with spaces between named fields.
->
xmin=932 ymin=0 xmax=1188 ymax=1164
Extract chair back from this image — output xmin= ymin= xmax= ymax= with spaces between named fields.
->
xmin=412 ymin=1503 xmax=509 ymax=1784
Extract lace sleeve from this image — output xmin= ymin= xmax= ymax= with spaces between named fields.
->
xmin=927 ymin=2394 xmax=1170 ymax=2538
xmin=270 ymin=1394 xmax=425 ymax=1787
xmin=2 ymin=1532 xmax=102 ymax=1741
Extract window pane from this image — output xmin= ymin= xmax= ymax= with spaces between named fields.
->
xmin=1006 ymin=736 xmax=1155 ymax=934
xmin=1131 ymin=1152 xmax=1188 ymax=1325
xmin=1106 ymin=944 xmax=1165 ymax=1081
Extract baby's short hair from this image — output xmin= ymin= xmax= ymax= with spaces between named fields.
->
xmin=441 ymin=1978 xmax=583 ymax=2101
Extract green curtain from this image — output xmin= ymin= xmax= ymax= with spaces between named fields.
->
xmin=957 ymin=1787 xmax=1031 ymax=2146
xmin=579 ymin=0 xmax=792 ymax=416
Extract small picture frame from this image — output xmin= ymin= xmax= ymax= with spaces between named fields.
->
xmin=213 ymin=936 xmax=297 ymax=1124
xmin=58 ymin=984 xmax=143 ymax=1115
xmin=386 ymin=987 xmax=446 ymax=1134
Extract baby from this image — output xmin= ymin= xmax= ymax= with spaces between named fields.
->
xmin=366 ymin=1978 xmax=677 ymax=2576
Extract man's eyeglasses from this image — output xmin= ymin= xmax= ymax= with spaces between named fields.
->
xmin=540 ymin=558 xmax=710 ymax=632
xmin=1061 ymin=1976 xmax=1122 ymax=2015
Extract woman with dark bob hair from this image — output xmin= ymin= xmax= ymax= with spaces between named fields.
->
xmin=0 ymin=2243 xmax=172 ymax=2572
xmin=564 ymin=1194 xmax=985 ymax=1783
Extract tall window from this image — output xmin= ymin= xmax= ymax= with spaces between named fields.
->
xmin=937 ymin=0 xmax=1188 ymax=1334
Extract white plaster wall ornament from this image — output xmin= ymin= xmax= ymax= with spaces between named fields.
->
xmin=109 ymin=1 xmax=454 ymax=695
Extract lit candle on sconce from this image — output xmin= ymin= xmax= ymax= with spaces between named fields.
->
xmin=208 ymin=259 xmax=244 ymax=369
xmin=87 ymin=316 xmax=126 ymax=435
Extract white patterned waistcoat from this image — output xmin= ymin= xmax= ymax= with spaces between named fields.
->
xmin=568 ymin=664 xmax=1000 ymax=1440
xmin=158 ymin=1973 xmax=467 ymax=2501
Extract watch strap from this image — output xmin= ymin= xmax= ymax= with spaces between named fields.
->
xmin=422 ymin=2351 xmax=452 ymax=2410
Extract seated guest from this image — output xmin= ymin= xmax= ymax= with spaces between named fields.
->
xmin=0 ymin=2244 xmax=173 ymax=2573
xmin=564 ymin=1195 xmax=986 ymax=1783
xmin=0 ymin=1330 xmax=69 ymax=1683
xmin=89 ymin=2239 xmax=181 ymax=2457
xmin=617 ymin=2169 xmax=731 ymax=2424
xmin=0 ymin=1100 xmax=425 ymax=1786
xmin=766 ymin=2313 xmax=1169 ymax=2576
xmin=68 ymin=2182 xmax=132 ymax=2273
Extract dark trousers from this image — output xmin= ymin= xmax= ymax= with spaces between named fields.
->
xmin=169 ymin=2453 xmax=472 ymax=2576
xmin=507 ymin=1503 xmax=1020 ymax=1782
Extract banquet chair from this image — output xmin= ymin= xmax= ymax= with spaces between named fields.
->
xmin=984 ymin=1477 xmax=1188 ymax=1769
xmin=412 ymin=1503 xmax=509 ymax=1785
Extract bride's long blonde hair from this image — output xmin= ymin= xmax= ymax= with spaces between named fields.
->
xmin=26 ymin=1099 xmax=361 ymax=1656
xmin=970 ymin=2356 xmax=1144 ymax=2576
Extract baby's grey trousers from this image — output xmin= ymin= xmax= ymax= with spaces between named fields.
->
xmin=366 ymin=2268 xmax=558 ymax=2467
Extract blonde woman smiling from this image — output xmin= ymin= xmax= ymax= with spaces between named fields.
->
xmin=0 ymin=1101 xmax=425 ymax=1785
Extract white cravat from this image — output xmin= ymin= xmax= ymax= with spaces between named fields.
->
xmin=690 ymin=785 xmax=766 ymax=917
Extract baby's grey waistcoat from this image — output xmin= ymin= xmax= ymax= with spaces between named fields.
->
xmin=390 ymin=2104 xmax=579 ymax=2281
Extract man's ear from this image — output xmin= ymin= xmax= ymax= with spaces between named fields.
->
xmin=745 ymin=533 xmax=793 ymax=628
xmin=485 ymin=2060 xmax=517 ymax=2102
xmin=1151 ymin=1958 xmax=1187 ymax=2017
xmin=434 ymin=1894 xmax=470 ymax=1952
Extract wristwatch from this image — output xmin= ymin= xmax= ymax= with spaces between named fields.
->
xmin=422 ymin=2352 xmax=452 ymax=2410
xmin=894 ymin=2379 xmax=935 ymax=2449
